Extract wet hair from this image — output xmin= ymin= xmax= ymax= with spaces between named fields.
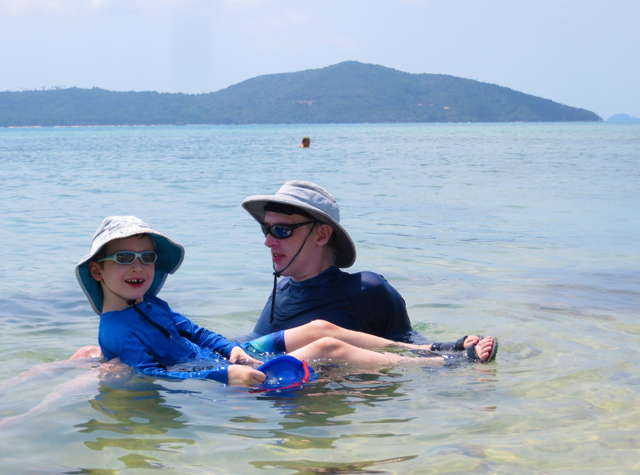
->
xmin=326 ymin=232 xmax=338 ymax=265
xmin=264 ymin=202 xmax=315 ymax=220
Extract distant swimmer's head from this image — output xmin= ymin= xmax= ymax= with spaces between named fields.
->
xmin=75 ymin=216 xmax=185 ymax=315
xmin=241 ymin=180 xmax=356 ymax=269
xmin=300 ymin=137 xmax=310 ymax=147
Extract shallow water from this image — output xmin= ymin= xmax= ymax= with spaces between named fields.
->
xmin=1 ymin=123 xmax=639 ymax=474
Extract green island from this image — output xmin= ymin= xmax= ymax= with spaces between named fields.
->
xmin=1 ymin=61 xmax=601 ymax=127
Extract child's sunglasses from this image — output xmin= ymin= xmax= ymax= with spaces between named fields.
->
xmin=98 ymin=251 xmax=157 ymax=265
xmin=260 ymin=221 xmax=315 ymax=239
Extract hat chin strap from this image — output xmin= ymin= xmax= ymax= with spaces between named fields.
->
xmin=101 ymin=280 xmax=172 ymax=339
xmin=269 ymin=222 xmax=317 ymax=325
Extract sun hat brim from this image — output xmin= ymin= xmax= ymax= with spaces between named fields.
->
xmin=242 ymin=181 xmax=356 ymax=268
xmin=75 ymin=216 xmax=185 ymax=315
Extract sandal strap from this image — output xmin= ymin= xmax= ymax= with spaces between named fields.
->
xmin=430 ymin=336 xmax=468 ymax=352
xmin=465 ymin=343 xmax=481 ymax=362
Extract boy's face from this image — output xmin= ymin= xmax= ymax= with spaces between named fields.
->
xmin=90 ymin=234 xmax=155 ymax=310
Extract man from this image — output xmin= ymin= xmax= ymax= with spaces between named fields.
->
xmin=242 ymin=180 xmax=482 ymax=350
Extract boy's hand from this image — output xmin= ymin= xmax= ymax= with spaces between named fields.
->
xmin=229 ymin=347 xmax=262 ymax=365
xmin=227 ymin=365 xmax=266 ymax=386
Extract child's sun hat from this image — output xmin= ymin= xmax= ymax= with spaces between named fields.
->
xmin=76 ymin=216 xmax=185 ymax=315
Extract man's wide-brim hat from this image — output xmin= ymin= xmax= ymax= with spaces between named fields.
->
xmin=76 ymin=216 xmax=185 ymax=315
xmin=242 ymin=180 xmax=356 ymax=268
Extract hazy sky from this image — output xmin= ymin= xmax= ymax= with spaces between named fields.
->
xmin=1 ymin=0 xmax=638 ymax=119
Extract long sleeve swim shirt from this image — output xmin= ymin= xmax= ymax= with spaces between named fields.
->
xmin=99 ymin=296 xmax=240 ymax=384
xmin=253 ymin=266 xmax=412 ymax=340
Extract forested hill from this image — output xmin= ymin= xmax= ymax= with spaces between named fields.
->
xmin=1 ymin=61 xmax=601 ymax=126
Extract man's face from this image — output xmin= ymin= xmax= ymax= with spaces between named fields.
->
xmin=90 ymin=235 xmax=155 ymax=306
xmin=263 ymin=211 xmax=316 ymax=279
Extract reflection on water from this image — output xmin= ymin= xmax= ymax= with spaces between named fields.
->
xmin=77 ymin=382 xmax=191 ymax=436
xmin=240 ymin=369 xmax=411 ymax=451
xmin=73 ymin=379 xmax=196 ymax=472
xmin=237 ymin=369 xmax=423 ymax=474
xmin=250 ymin=455 xmax=417 ymax=474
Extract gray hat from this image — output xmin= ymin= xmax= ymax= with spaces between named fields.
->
xmin=242 ymin=181 xmax=356 ymax=268
xmin=76 ymin=216 xmax=185 ymax=315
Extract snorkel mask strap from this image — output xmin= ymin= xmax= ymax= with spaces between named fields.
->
xmin=269 ymin=222 xmax=317 ymax=325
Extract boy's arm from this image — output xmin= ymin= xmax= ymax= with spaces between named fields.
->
xmin=170 ymin=309 xmax=240 ymax=358
xmin=135 ymin=355 xmax=230 ymax=383
xmin=128 ymin=344 xmax=231 ymax=383
xmin=112 ymin=331 xmax=232 ymax=384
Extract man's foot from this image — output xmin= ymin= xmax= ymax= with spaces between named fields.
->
xmin=462 ymin=335 xmax=482 ymax=349
xmin=466 ymin=337 xmax=498 ymax=363
xmin=406 ymin=335 xmax=485 ymax=353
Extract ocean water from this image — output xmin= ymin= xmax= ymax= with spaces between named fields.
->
xmin=0 ymin=122 xmax=639 ymax=474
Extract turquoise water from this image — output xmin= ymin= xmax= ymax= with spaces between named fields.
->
xmin=1 ymin=123 xmax=639 ymax=474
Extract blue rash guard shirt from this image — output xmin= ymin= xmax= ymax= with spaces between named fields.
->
xmin=253 ymin=266 xmax=412 ymax=341
xmin=99 ymin=295 xmax=240 ymax=384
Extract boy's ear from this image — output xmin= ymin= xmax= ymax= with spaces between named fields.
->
xmin=89 ymin=261 xmax=103 ymax=281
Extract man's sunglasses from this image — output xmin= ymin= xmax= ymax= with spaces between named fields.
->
xmin=261 ymin=221 xmax=315 ymax=239
xmin=98 ymin=251 xmax=157 ymax=265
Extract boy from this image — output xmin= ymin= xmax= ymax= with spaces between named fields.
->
xmin=77 ymin=216 xmax=497 ymax=386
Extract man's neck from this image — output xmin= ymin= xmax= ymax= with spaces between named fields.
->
xmin=290 ymin=258 xmax=333 ymax=283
